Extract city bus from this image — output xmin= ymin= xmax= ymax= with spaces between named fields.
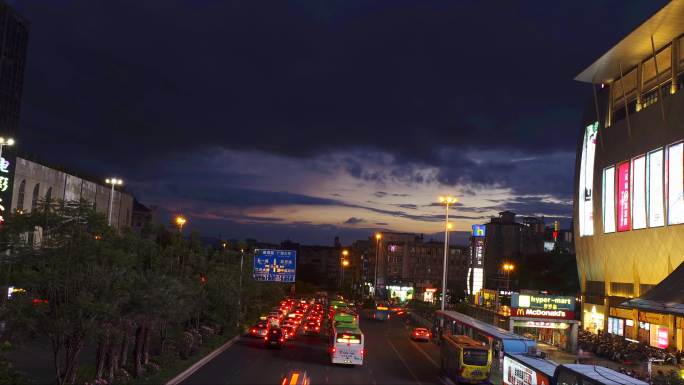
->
xmin=441 ymin=334 xmax=492 ymax=384
xmin=503 ymin=352 xmax=649 ymax=385
xmin=373 ymin=301 xmax=391 ymax=321
xmin=330 ymin=324 xmax=364 ymax=366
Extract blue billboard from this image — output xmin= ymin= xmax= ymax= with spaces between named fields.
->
xmin=253 ymin=249 xmax=297 ymax=282
xmin=472 ymin=224 xmax=486 ymax=237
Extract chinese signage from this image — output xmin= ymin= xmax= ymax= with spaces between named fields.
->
xmin=253 ymin=249 xmax=296 ymax=282
xmin=617 ymin=161 xmax=631 ymax=232
xmin=0 ymin=156 xmax=12 ymax=224
xmin=511 ymin=293 xmax=575 ymax=311
xmin=472 ymin=224 xmax=486 ymax=237
xmin=511 ymin=307 xmax=575 ymax=320
xmin=471 ymin=238 xmax=484 ymax=268
xmin=503 ymin=356 xmax=551 ymax=385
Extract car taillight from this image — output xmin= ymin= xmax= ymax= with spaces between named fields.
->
xmin=251 ymin=329 xmax=256 ymax=333
xmin=331 ymin=347 xmax=336 ymax=353
xmin=315 ymin=327 xmax=319 ymax=330
xmin=360 ymin=349 xmax=364 ymax=356
xmin=264 ymin=336 xmax=268 ymax=341
xmin=280 ymin=338 xmax=284 ymax=342
xmin=304 ymin=326 xmax=308 ymax=330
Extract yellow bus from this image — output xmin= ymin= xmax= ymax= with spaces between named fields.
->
xmin=440 ymin=334 xmax=491 ymax=384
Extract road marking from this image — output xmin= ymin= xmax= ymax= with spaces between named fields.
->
xmin=387 ymin=338 xmax=423 ymax=385
xmin=409 ymin=340 xmax=439 ymax=369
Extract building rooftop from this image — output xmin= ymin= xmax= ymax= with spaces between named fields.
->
xmin=576 ymin=0 xmax=684 ymax=83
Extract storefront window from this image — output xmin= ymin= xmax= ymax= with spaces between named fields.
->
xmin=608 ymin=317 xmax=624 ymax=336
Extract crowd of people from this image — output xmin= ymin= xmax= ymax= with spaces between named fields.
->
xmin=578 ymin=329 xmax=682 ymax=365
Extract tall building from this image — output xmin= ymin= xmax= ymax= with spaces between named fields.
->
xmin=574 ymin=0 xmax=684 ymax=350
xmin=482 ymin=211 xmax=545 ymax=290
xmin=0 ymin=1 xmax=28 ymax=221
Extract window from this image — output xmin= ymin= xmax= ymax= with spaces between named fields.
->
xmin=648 ymin=149 xmax=664 ymax=227
xmin=31 ymin=183 xmax=40 ymax=211
xmin=631 ymin=155 xmax=646 ymax=229
xmin=16 ymin=179 xmax=25 ymax=211
xmin=603 ymin=167 xmax=615 ymax=233
xmin=45 ymin=187 xmax=52 ymax=202
xmin=668 ymin=142 xmax=684 ymax=224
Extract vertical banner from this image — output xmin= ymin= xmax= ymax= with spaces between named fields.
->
xmin=579 ymin=122 xmax=598 ymax=236
xmin=617 ymin=162 xmax=631 ymax=232
xmin=632 ymin=156 xmax=646 ymax=229
xmin=648 ymin=149 xmax=664 ymax=227
xmin=603 ymin=167 xmax=615 ymax=233
xmin=668 ymin=143 xmax=684 ymax=225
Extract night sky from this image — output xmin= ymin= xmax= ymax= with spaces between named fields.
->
xmin=11 ymin=1 xmax=667 ymax=245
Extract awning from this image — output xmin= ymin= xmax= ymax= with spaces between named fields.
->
xmin=575 ymin=0 xmax=684 ymax=84
xmin=620 ymin=261 xmax=684 ymax=316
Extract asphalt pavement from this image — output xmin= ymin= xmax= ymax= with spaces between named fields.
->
xmin=181 ymin=312 xmax=446 ymax=385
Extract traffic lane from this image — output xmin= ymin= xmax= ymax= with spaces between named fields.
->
xmin=357 ymin=314 xmax=442 ymax=385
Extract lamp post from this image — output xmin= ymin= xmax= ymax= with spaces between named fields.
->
xmin=0 ymin=137 xmax=15 ymax=161
xmin=340 ymin=250 xmax=349 ymax=289
xmin=438 ymin=195 xmax=458 ymax=311
xmin=502 ymin=263 xmax=515 ymax=291
xmin=374 ymin=233 xmax=381 ymax=298
xmin=105 ymin=178 xmax=123 ymax=226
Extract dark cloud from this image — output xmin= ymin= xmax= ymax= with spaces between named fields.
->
xmin=343 ymin=217 xmax=364 ymax=225
xmin=393 ymin=203 xmax=418 ymax=210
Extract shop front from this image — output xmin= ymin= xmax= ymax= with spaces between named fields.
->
xmin=638 ymin=312 xmax=670 ymax=348
xmin=608 ymin=307 xmax=634 ymax=339
xmin=582 ymin=304 xmax=605 ymax=334
xmin=509 ymin=293 xmax=579 ymax=352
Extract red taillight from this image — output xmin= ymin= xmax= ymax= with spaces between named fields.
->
xmin=264 ymin=336 xmax=268 ymax=341
xmin=251 ymin=329 xmax=256 ymax=333
xmin=280 ymin=338 xmax=284 ymax=342
xmin=331 ymin=347 xmax=336 ymax=353
xmin=360 ymin=349 xmax=364 ymax=356
xmin=315 ymin=327 xmax=320 ymax=331
xmin=304 ymin=326 xmax=308 ymax=330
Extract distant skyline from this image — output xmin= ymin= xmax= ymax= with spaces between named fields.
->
xmin=12 ymin=1 xmax=667 ymax=244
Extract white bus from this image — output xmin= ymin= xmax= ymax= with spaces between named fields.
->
xmin=329 ymin=325 xmax=364 ymax=365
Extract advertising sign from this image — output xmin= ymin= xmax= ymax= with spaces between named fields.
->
xmin=632 ymin=156 xmax=646 ymax=229
xmin=471 ymin=238 xmax=484 ymax=268
xmin=578 ymin=122 xmax=598 ymax=236
xmin=253 ymin=249 xmax=296 ymax=282
xmin=603 ymin=167 xmax=616 ymax=233
xmin=0 ymin=155 xmax=13 ymax=224
xmin=472 ymin=224 xmax=486 ymax=237
xmin=503 ymin=355 xmax=552 ymax=385
xmin=648 ymin=149 xmax=664 ymax=227
xmin=617 ymin=162 xmax=631 ymax=232
xmin=511 ymin=293 xmax=575 ymax=311
xmin=511 ymin=308 xmax=575 ymax=320
xmin=668 ymin=143 xmax=684 ymax=224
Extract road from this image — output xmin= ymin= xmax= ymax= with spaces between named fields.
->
xmin=181 ymin=313 xmax=445 ymax=385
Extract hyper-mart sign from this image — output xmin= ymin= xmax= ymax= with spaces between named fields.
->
xmin=511 ymin=307 xmax=575 ymax=320
xmin=511 ymin=293 xmax=575 ymax=311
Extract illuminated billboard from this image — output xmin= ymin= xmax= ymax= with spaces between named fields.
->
xmin=617 ymin=162 xmax=630 ymax=232
xmin=471 ymin=224 xmax=486 ymax=237
xmin=603 ymin=167 xmax=615 ymax=233
xmin=668 ymin=142 xmax=684 ymax=224
xmin=578 ymin=122 xmax=598 ymax=236
xmin=648 ymin=149 xmax=664 ymax=227
xmin=631 ymin=155 xmax=646 ymax=229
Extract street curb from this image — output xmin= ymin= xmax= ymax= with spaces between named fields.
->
xmin=165 ymin=334 xmax=241 ymax=385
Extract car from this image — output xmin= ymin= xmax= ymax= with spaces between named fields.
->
xmin=411 ymin=327 xmax=431 ymax=342
xmin=282 ymin=325 xmax=296 ymax=340
xmin=249 ymin=321 xmax=269 ymax=338
xmin=303 ymin=321 xmax=321 ymax=335
xmin=264 ymin=327 xmax=285 ymax=348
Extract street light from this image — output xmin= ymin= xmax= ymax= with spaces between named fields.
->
xmin=502 ymin=263 xmax=515 ymax=290
xmin=175 ymin=215 xmax=187 ymax=232
xmin=105 ymin=178 xmax=123 ymax=226
xmin=0 ymin=137 xmax=15 ymax=160
xmin=374 ymin=233 xmax=381 ymax=298
xmin=237 ymin=248 xmax=245 ymax=328
xmin=438 ymin=195 xmax=458 ymax=311
xmin=340 ymin=250 xmax=349 ymax=290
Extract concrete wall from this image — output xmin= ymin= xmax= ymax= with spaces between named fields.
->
xmin=11 ymin=157 xmax=133 ymax=231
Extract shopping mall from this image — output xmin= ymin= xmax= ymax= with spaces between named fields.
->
xmin=574 ymin=0 xmax=684 ymax=351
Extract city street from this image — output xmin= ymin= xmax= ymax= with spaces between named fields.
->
xmin=181 ymin=314 xmax=445 ymax=385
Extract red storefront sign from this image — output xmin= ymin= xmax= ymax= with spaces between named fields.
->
xmin=511 ymin=308 xmax=575 ymax=320
xmin=617 ymin=162 xmax=630 ymax=232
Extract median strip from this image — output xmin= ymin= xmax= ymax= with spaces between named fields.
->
xmin=165 ymin=335 xmax=241 ymax=385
